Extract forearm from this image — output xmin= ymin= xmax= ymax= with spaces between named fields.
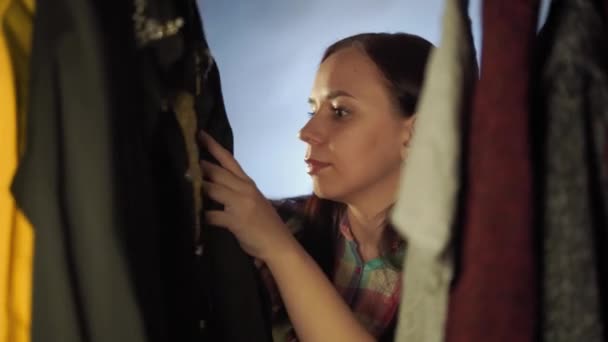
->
xmin=265 ymin=238 xmax=375 ymax=342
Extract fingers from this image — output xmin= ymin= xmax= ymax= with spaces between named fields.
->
xmin=204 ymin=210 xmax=233 ymax=229
xmin=200 ymin=131 xmax=249 ymax=180
xmin=201 ymin=160 xmax=250 ymax=192
xmin=202 ymin=180 xmax=237 ymax=206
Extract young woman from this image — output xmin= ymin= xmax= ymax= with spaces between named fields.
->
xmin=200 ymin=32 xmax=432 ymax=342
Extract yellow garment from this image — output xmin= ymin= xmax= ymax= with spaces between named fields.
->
xmin=0 ymin=0 xmax=35 ymax=341
xmin=173 ymin=92 xmax=204 ymax=243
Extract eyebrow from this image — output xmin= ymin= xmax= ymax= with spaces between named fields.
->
xmin=308 ymin=90 xmax=355 ymax=105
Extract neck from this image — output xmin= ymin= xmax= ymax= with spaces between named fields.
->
xmin=342 ymin=169 xmax=400 ymax=252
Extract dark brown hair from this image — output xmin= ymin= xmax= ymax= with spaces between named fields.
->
xmin=300 ymin=32 xmax=434 ymax=277
xmin=323 ymin=32 xmax=432 ymax=117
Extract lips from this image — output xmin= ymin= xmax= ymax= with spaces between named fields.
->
xmin=305 ymin=158 xmax=331 ymax=175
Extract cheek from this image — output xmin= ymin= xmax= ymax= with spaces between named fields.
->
xmin=339 ymin=118 xmax=400 ymax=155
xmin=333 ymin=128 xmax=401 ymax=179
xmin=313 ymin=126 xmax=402 ymax=199
xmin=329 ymin=129 xmax=375 ymax=170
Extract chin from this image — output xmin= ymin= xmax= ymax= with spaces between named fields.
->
xmin=312 ymin=180 xmax=347 ymax=202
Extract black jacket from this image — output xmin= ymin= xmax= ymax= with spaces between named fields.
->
xmin=12 ymin=0 xmax=272 ymax=341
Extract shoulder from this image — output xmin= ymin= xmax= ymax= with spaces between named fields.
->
xmin=270 ymin=195 xmax=312 ymax=234
xmin=270 ymin=195 xmax=311 ymax=219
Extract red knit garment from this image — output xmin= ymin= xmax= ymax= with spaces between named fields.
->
xmin=445 ymin=1 xmax=540 ymax=341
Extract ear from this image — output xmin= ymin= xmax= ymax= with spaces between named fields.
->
xmin=400 ymin=114 xmax=416 ymax=160
xmin=401 ymin=113 xmax=416 ymax=146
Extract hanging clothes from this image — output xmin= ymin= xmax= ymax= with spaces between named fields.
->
xmin=390 ymin=0 xmax=477 ymax=341
xmin=533 ymin=0 xmax=608 ymax=340
xmin=10 ymin=0 xmax=272 ymax=341
xmin=11 ymin=0 xmax=149 ymax=339
xmin=444 ymin=1 xmax=540 ymax=341
xmin=195 ymin=23 xmax=274 ymax=342
xmin=0 ymin=0 xmax=35 ymax=341
xmin=0 ymin=2 xmax=19 ymax=341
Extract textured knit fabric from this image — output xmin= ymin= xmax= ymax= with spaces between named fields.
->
xmin=390 ymin=0 xmax=476 ymax=341
xmin=534 ymin=0 xmax=608 ymax=340
xmin=445 ymin=1 xmax=540 ymax=341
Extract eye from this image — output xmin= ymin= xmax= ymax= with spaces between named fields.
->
xmin=333 ymin=107 xmax=350 ymax=118
xmin=307 ymin=111 xmax=316 ymax=117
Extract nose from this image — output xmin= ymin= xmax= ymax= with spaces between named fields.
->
xmin=298 ymin=115 xmax=324 ymax=145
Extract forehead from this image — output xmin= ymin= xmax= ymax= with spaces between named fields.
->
xmin=310 ymin=47 xmax=390 ymax=100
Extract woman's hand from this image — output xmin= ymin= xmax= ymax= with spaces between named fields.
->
xmin=200 ymin=132 xmax=375 ymax=342
xmin=199 ymin=131 xmax=295 ymax=262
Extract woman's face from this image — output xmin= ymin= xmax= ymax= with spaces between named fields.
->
xmin=299 ymin=47 xmax=414 ymax=203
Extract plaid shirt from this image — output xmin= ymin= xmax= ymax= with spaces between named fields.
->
xmin=258 ymin=202 xmax=405 ymax=341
